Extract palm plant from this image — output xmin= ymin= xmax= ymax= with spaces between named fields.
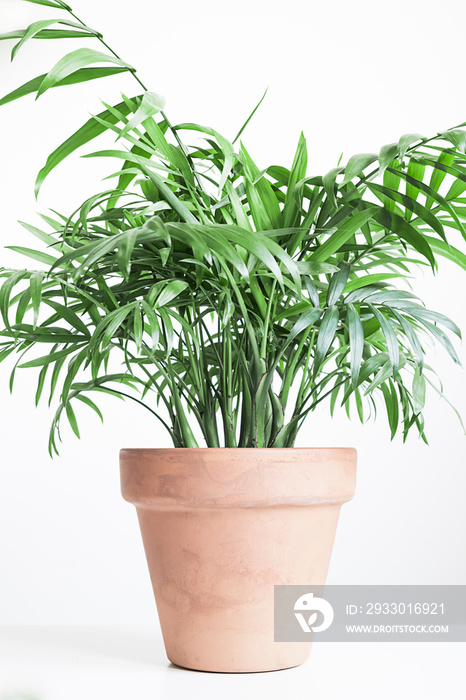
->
xmin=1 ymin=0 xmax=465 ymax=453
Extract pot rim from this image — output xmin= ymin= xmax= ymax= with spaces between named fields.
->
xmin=120 ymin=446 xmax=357 ymax=508
xmin=120 ymin=446 xmax=357 ymax=453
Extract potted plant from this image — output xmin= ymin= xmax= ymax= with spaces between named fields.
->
xmin=1 ymin=0 xmax=465 ymax=673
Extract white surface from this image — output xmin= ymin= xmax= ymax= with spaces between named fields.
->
xmin=0 ymin=626 xmax=465 ymax=700
xmin=0 ymin=0 xmax=465 ymax=638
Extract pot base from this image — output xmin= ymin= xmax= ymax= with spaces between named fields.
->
xmin=168 ymin=652 xmax=311 ymax=674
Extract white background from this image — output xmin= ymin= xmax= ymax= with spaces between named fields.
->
xmin=0 ymin=0 xmax=465 ymax=697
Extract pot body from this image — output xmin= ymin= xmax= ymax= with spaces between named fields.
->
xmin=120 ymin=447 xmax=356 ymax=673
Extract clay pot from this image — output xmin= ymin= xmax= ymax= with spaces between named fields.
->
xmin=120 ymin=447 xmax=356 ymax=673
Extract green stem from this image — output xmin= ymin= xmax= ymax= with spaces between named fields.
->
xmin=120 ymin=341 xmax=178 ymax=426
xmin=218 ymin=264 xmax=262 ymax=380
xmin=280 ymin=327 xmax=313 ymax=406
xmin=165 ymin=362 xmax=199 ymax=447
xmin=221 ymin=324 xmax=236 ymax=446
xmin=238 ymin=368 xmax=253 ymax=447
xmin=260 ymin=279 xmax=277 ymax=358
xmin=82 ymin=385 xmax=181 ymax=445
xmin=268 ymin=388 xmax=283 ymax=446
xmin=295 ymin=375 xmax=348 ymax=421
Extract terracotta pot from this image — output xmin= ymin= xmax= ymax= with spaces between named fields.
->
xmin=120 ymin=447 xmax=356 ymax=673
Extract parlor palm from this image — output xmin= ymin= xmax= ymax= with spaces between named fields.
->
xmin=0 ymin=0 xmax=465 ymax=452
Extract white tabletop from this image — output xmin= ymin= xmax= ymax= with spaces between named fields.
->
xmin=0 ymin=626 xmax=464 ymax=700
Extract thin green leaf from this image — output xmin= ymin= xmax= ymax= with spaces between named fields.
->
xmin=413 ymin=367 xmax=426 ymax=414
xmin=136 ymin=161 xmax=198 ymax=224
xmin=342 ymin=153 xmax=377 ymax=185
xmin=327 ymin=262 xmax=350 ymax=306
xmin=286 ymin=308 xmax=322 ymax=349
xmin=398 ymin=133 xmax=425 ymax=161
xmin=390 ymin=309 xmax=424 ymax=369
xmin=423 ymin=151 xmax=455 ymax=211
xmin=29 ymin=271 xmax=43 ymax=328
xmin=378 ymin=142 xmax=398 ymax=174
xmin=345 ymin=273 xmax=407 ymax=293
xmin=5 ymin=246 xmax=60 ymax=267
xmin=0 ymin=270 xmax=30 ymax=330
xmin=74 ymin=393 xmax=104 ymax=422
xmin=42 ymin=299 xmax=91 ymax=336
xmin=367 ymin=182 xmax=445 ymax=240
xmin=368 ymin=303 xmax=400 ymax=373
xmin=372 ymin=208 xmax=436 ymax=269
xmin=282 ymin=132 xmax=308 ymax=228
xmin=241 ymin=142 xmax=281 ymax=229
xmin=35 ymin=96 xmax=142 ymax=196
xmin=232 ymin=88 xmax=268 ymax=144
xmin=405 ymin=158 xmax=426 ymax=222
xmin=95 ymin=303 xmax=137 ymax=349
xmin=23 ymin=0 xmax=70 ymax=8
xmin=322 ymin=167 xmax=343 ymax=210
xmin=310 ymin=206 xmax=378 ymax=262
xmin=154 ymin=280 xmax=189 ymax=308
xmin=37 ymin=49 xmax=134 ymax=99
xmin=347 ymin=304 xmax=364 ymax=386
xmin=385 ymin=164 xmax=466 ymax=239
xmin=439 ymin=128 xmax=466 ymax=154
xmin=314 ymin=306 xmax=339 ymax=373
xmin=65 ymin=401 xmax=80 ymax=438
xmin=118 ymin=91 xmax=165 ymax=139
xmin=0 ymin=67 xmax=127 ymax=108
xmin=394 ymin=303 xmax=461 ymax=338
xmin=116 ymin=229 xmax=138 ymax=279
xmin=133 ymin=305 xmax=143 ymax=351
xmin=11 ymin=19 xmax=98 ymax=60
xmin=35 ymin=364 xmax=49 ymax=406
xmin=19 ymin=345 xmax=82 ymax=369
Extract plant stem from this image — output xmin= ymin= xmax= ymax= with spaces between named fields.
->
xmin=238 ymin=370 xmax=253 ymax=447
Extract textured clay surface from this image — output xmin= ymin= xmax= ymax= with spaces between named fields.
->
xmin=120 ymin=448 xmax=357 ymax=672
